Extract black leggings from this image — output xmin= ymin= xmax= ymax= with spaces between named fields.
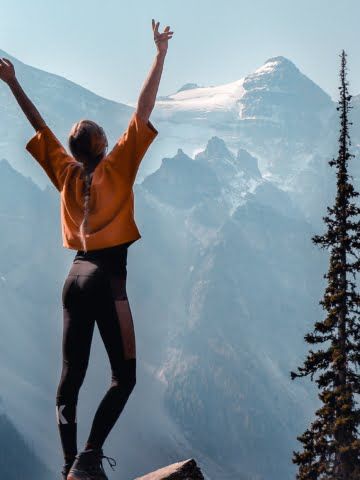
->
xmin=56 ymin=257 xmax=136 ymax=462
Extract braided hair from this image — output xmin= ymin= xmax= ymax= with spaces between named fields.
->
xmin=68 ymin=120 xmax=108 ymax=253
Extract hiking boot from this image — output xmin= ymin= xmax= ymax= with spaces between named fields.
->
xmin=67 ymin=448 xmax=116 ymax=480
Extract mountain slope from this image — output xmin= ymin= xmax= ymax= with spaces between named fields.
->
xmin=0 ymin=398 xmax=53 ymax=480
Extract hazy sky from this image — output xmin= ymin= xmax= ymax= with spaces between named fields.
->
xmin=1 ymin=0 xmax=359 ymax=105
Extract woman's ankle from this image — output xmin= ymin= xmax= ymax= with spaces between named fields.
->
xmin=64 ymin=454 xmax=76 ymax=464
xmin=84 ymin=441 xmax=102 ymax=451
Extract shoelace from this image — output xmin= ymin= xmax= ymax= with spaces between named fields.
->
xmin=75 ymin=450 xmax=117 ymax=474
xmin=100 ymin=454 xmax=117 ymax=471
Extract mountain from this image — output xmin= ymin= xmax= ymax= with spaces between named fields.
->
xmin=142 ymin=147 xmax=222 ymax=209
xmin=139 ymin=143 xmax=325 ymax=479
xmin=161 ymin=194 xmax=324 ymax=480
xmin=235 ymin=148 xmax=262 ymax=179
xmin=155 ymin=56 xmax=338 ymax=180
xmin=194 ymin=137 xmax=263 ymax=215
xmin=0 ymin=48 xmax=357 ymax=479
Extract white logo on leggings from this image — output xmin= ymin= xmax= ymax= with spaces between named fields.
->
xmin=56 ymin=405 xmax=77 ymax=424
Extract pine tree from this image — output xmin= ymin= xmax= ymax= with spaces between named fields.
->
xmin=290 ymin=50 xmax=360 ymax=479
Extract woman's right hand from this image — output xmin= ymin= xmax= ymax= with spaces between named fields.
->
xmin=0 ymin=57 xmax=16 ymax=84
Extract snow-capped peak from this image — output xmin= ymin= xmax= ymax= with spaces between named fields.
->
xmin=252 ymin=56 xmax=298 ymax=77
xmin=156 ymin=77 xmax=245 ymax=113
xmin=154 ymin=55 xmax=331 ymax=119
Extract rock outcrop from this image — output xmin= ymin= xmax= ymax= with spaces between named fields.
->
xmin=134 ymin=458 xmax=204 ymax=479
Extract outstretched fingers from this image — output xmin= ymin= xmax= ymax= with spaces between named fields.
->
xmin=152 ymin=19 xmax=174 ymax=39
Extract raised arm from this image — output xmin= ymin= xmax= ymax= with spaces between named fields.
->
xmin=0 ymin=58 xmax=46 ymax=132
xmin=136 ymin=19 xmax=174 ymax=122
xmin=104 ymin=19 xmax=173 ymax=183
xmin=0 ymin=57 xmax=74 ymax=191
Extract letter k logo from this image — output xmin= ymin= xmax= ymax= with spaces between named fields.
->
xmin=56 ymin=405 xmax=68 ymax=424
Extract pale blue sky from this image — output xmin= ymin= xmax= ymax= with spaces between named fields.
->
xmin=1 ymin=0 xmax=359 ymax=104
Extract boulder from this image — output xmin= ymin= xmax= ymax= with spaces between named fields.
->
xmin=134 ymin=458 xmax=205 ymax=480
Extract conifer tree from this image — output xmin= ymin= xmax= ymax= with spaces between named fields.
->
xmin=290 ymin=50 xmax=360 ymax=479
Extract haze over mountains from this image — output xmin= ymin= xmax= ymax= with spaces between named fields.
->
xmin=0 ymin=49 xmax=359 ymax=479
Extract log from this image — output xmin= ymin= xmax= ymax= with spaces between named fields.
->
xmin=134 ymin=458 xmax=205 ymax=480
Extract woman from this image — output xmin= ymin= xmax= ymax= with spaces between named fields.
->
xmin=0 ymin=19 xmax=173 ymax=480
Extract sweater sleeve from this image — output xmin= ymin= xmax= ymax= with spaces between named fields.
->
xmin=105 ymin=111 xmax=159 ymax=184
xmin=26 ymin=125 xmax=75 ymax=192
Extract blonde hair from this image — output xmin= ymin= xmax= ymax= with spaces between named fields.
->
xmin=68 ymin=120 xmax=108 ymax=252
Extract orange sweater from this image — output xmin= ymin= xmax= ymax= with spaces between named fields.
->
xmin=26 ymin=111 xmax=158 ymax=250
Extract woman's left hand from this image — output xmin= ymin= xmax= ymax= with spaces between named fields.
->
xmin=152 ymin=19 xmax=174 ymax=55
